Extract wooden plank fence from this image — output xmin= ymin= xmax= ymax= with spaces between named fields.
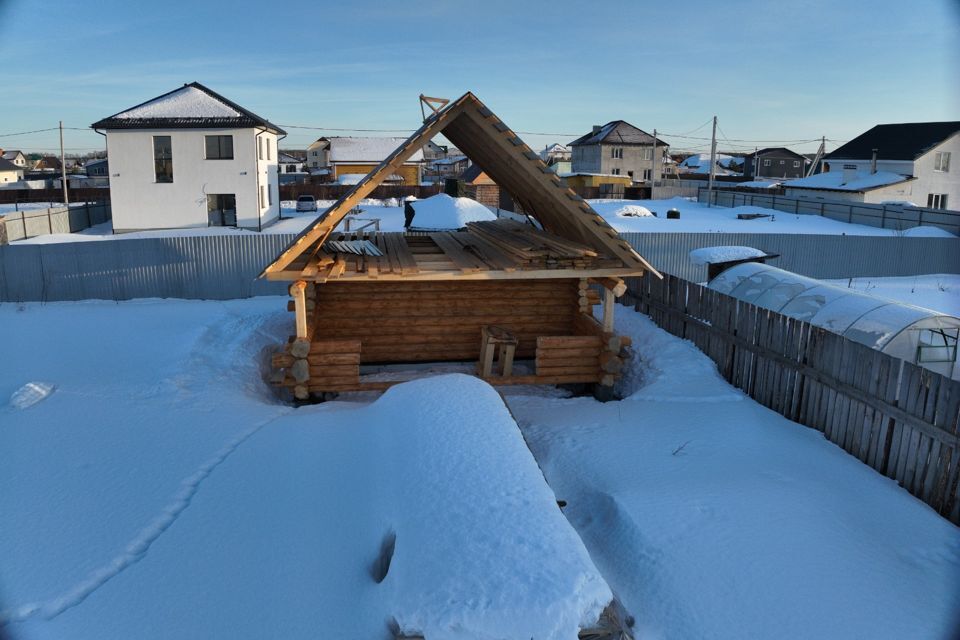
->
xmin=624 ymin=272 xmax=960 ymax=524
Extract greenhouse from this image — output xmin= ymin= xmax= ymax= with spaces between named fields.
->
xmin=708 ymin=262 xmax=960 ymax=380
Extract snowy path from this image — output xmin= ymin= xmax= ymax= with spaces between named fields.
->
xmin=507 ymin=309 xmax=960 ymax=639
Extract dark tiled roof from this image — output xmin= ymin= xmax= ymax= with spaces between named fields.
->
xmin=460 ymin=163 xmax=485 ymax=183
xmin=742 ymin=147 xmax=806 ymax=160
xmin=569 ymin=121 xmax=669 ymax=147
xmin=91 ymin=82 xmax=285 ymax=134
xmin=826 ymin=121 xmax=960 ymax=161
xmin=35 ymin=156 xmax=62 ymax=169
xmin=0 ymin=158 xmax=21 ymax=171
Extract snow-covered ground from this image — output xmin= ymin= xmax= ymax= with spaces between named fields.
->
xmin=825 ymin=274 xmax=960 ymax=316
xmin=591 ymin=197 xmax=955 ymax=236
xmin=0 ymin=202 xmax=71 ymax=216
xmin=0 ymin=299 xmax=609 ymax=639
xmin=16 ymin=195 xmax=953 ymax=244
xmin=2 ymin=297 xmax=958 ymax=639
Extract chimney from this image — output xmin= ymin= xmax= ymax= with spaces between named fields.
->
xmin=592 ymin=125 xmax=602 ymax=135
xmin=841 ymin=164 xmax=858 ymax=185
xmin=870 ymin=148 xmax=878 ymax=174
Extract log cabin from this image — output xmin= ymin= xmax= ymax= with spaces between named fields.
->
xmin=261 ymin=92 xmax=661 ymax=400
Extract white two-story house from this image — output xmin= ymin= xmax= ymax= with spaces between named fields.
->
xmin=784 ymin=121 xmax=959 ymax=209
xmin=92 ymin=82 xmax=284 ymax=232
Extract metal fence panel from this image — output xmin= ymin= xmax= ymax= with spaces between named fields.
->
xmin=0 ymin=231 xmax=957 ymax=303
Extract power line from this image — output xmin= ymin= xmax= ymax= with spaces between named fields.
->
xmin=0 ymin=127 xmax=60 ymax=138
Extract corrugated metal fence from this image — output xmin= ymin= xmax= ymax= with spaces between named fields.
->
xmin=699 ymin=188 xmax=960 ymax=236
xmin=1 ymin=203 xmax=112 ymax=243
xmin=0 ymin=231 xmax=957 ymax=302
xmin=620 ymin=232 xmax=960 ymax=282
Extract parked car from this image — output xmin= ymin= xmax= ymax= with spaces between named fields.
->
xmin=296 ymin=195 xmax=318 ymax=212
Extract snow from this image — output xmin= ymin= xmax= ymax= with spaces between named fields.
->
xmin=408 ymin=193 xmax=497 ymax=229
xmin=9 ymin=382 xmax=56 ymax=410
xmin=611 ymin=204 xmax=653 ymax=218
xmin=0 ymin=202 xmax=71 ymax=215
xmin=734 ymin=179 xmax=781 ymax=188
xmin=324 ymin=137 xmax=424 ymax=163
xmin=335 ymin=172 xmax=368 ymax=185
xmin=679 ymin=153 xmax=737 ymax=173
xmin=824 ymin=274 xmax=960 ymax=317
xmin=783 ymin=170 xmax=909 ymax=191
xmin=114 ymin=85 xmax=241 ymax=119
xmin=590 ymin=197 xmax=905 ymax=235
xmin=902 ymin=225 xmax=957 ymax=238
xmin=507 ymin=306 xmax=960 ymax=639
xmin=0 ymin=299 xmax=611 ymax=639
xmin=688 ymin=245 xmax=767 ymax=265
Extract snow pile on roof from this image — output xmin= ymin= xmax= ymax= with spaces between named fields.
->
xmin=680 ymin=153 xmax=737 ymax=170
xmin=327 ymin=137 xmax=424 ymax=163
xmin=689 ymin=245 xmax=767 ymax=265
xmin=614 ymin=204 xmax=654 ymax=218
xmin=114 ymin=85 xmax=240 ymax=119
xmin=734 ymin=180 xmax=781 ymax=189
xmin=783 ymin=170 xmax=909 ymax=191
xmin=336 ymin=173 xmax=369 ymax=185
xmin=409 ymin=193 xmax=497 ymax=229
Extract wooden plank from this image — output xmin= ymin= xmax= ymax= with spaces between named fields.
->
xmin=430 ymin=232 xmax=489 ymax=272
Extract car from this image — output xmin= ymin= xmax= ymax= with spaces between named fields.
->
xmin=296 ymin=195 xmax=318 ymax=212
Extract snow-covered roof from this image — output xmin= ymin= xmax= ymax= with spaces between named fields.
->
xmin=680 ymin=153 xmax=737 ymax=169
xmin=336 ymin=172 xmax=407 ymax=185
xmin=734 ymin=180 xmax=782 ymax=189
xmin=689 ymin=246 xmax=767 ymax=265
xmin=278 ymin=152 xmax=303 ymax=164
xmin=782 ymin=170 xmax=911 ymax=192
xmin=92 ymin=82 xmax=284 ymax=134
xmin=322 ymin=137 xmax=425 ymax=163
xmin=429 ymin=154 xmax=467 ymax=166
xmin=408 ymin=193 xmax=497 ymax=230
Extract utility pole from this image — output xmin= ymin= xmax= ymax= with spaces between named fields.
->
xmin=59 ymin=120 xmax=69 ymax=205
xmin=707 ymin=116 xmax=717 ymax=207
xmin=753 ymin=146 xmax=759 ymax=179
xmin=651 ymin=128 xmax=658 ymax=185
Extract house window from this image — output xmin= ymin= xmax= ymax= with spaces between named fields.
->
xmin=268 ymin=185 xmax=273 ymax=206
xmin=927 ymin=193 xmax=949 ymax=209
xmin=642 ymin=169 xmax=651 ymax=180
xmin=258 ymin=137 xmax=264 ymax=161
xmin=207 ymin=194 xmax=237 ymax=227
xmin=611 ymin=147 xmax=623 ymax=159
xmin=917 ymin=327 xmax=958 ymax=363
xmin=793 ymin=160 xmax=801 ymax=168
xmin=260 ymin=185 xmax=267 ymax=208
xmin=611 ymin=168 xmax=621 ymax=175
xmin=934 ymin=152 xmax=950 ymax=172
xmin=763 ymin=159 xmax=771 ymax=167
xmin=779 ymin=159 xmax=785 ymax=165
xmin=266 ymin=138 xmax=272 ymax=161
xmin=205 ymin=135 xmax=234 ymax=160
xmin=153 ymin=136 xmax=172 ymax=183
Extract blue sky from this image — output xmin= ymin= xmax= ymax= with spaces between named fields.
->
xmin=0 ymin=0 xmax=957 ymax=156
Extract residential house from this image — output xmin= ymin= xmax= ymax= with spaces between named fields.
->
xmin=33 ymin=156 xmax=63 ymax=172
xmin=426 ymin=154 xmax=469 ymax=182
xmin=278 ymin=152 xmax=306 ymax=174
xmin=677 ymin=153 xmax=739 ymax=175
xmin=306 ymin=136 xmax=424 ymax=185
xmin=91 ymin=82 xmax=284 ymax=231
xmin=741 ymin=147 xmax=808 ymax=179
xmin=785 ymin=121 xmax=959 ymax=208
xmin=1 ymin=149 xmax=28 ymax=168
xmin=84 ymin=157 xmax=109 ymax=177
xmin=459 ymin=163 xmax=516 ymax=211
xmin=0 ymin=158 xmax=24 ymax=183
xmin=569 ymin=121 xmax=669 ymax=183
xmin=540 ymin=143 xmax=571 ymax=164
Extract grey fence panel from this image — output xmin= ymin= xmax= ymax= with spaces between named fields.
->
xmin=0 ymin=234 xmax=296 ymax=302
xmin=621 ymin=232 xmax=960 ymax=282
xmin=699 ymin=189 xmax=960 ymax=235
xmin=1 ymin=231 xmax=957 ymax=303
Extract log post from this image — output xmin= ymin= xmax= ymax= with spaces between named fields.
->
xmin=290 ymin=280 xmax=308 ymax=340
xmin=602 ymin=287 xmax=615 ymax=333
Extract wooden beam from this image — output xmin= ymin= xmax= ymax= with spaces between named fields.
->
xmin=602 ymin=287 xmax=615 ymax=333
xmin=291 ymin=280 xmax=308 ymax=339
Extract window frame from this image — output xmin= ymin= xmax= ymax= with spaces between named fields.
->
xmin=763 ymin=159 xmax=771 ymax=167
xmin=916 ymin=327 xmax=958 ymax=363
xmin=152 ymin=135 xmax=173 ymax=183
xmin=934 ymin=151 xmax=950 ymax=173
xmin=610 ymin=146 xmax=623 ymax=159
xmin=204 ymin=135 xmax=234 ymax=160
xmin=793 ymin=160 xmax=801 ymax=168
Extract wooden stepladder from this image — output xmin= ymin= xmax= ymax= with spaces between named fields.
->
xmin=479 ymin=326 xmax=518 ymax=378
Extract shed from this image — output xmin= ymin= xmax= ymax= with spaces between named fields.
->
xmin=708 ymin=263 xmax=960 ymax=380
xmin=261 ymin=92 xmax=661 ymax=399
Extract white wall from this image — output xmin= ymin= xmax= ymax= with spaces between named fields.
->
xmin=784 ymin=180 xmax=919 ymax=204
xmin=0 ymin=169 xmax=23 ymax=183
xmin=107 ymin=128 xmax=280 ymax=231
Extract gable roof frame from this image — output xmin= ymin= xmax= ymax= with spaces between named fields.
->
xmin=261 ymin=92 xmax=657 ymax=278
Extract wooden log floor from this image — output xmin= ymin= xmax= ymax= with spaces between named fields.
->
xmin=267 ymin=219 xmax=631 ymax=282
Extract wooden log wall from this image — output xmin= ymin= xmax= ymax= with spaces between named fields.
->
xmin=625 ymin=271 xmax=960 ymax=525
xmin=310 ymin=279 xmax=581 ymax=363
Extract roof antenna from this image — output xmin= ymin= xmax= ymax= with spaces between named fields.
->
xmin=419 ymin=94 xmax=449 ymax=121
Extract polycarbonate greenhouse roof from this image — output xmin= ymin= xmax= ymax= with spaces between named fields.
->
xmin=708 ymin=263 xmax=960 ymax=351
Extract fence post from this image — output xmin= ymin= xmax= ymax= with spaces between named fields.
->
xmin=47 ymin=208 xmax=53 ymax=234
xmin=881 ymin=206 xmax=887 ymax=229
xmin=22 ymin=212 xmax=27 ymax=239
xmin=820 ymin=202 xmax=825 ymax=218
